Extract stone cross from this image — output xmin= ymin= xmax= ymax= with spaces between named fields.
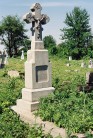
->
xmin=23 ymin=3 xmax=50 ymax=42
xmin=11 ymin=3 xmax=55 ymax=113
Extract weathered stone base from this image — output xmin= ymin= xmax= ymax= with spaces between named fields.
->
xmin=16 ymin=99 xmax=39 ymax=111
xmin=12 ymin=87 xmax=55 ymax=112
xmin=11 ymin=106 xmax=67 ymax=138
xmin=22 ymin=87 xmax=55 ymax=102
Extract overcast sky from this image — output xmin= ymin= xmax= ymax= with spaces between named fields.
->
xmin=0 ymin=0 xmax=93 ymax=50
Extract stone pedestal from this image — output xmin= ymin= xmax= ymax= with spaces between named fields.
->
xmin=12 ymin=49 xmax=55 ymax=112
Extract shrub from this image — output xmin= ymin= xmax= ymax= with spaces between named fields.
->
xmin=37 ymin=75 xmax=93 ymax=134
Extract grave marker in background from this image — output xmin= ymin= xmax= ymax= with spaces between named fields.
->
xmin=21 ymin=50 xmax=24 ymax=60
xmin=0 ymin=51 xmax=6 ymax=68
xmin=88 ymin=59 xmax=93 ymax=68
xmin=69 ymin=56 xmax=72 ymax=61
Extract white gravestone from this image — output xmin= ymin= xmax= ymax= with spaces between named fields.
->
xmin=21 ymin=50 xmax=24 ymax=60
xmin=88 ymin=59 xmax=93 ymax=68
xmin=12 ymin=3 xmax=55 ymax=113
xmin=69 ymin=56 xmax=72 ymax=61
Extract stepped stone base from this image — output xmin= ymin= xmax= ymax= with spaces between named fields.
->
xmin=22 ymin=87 xmax=55 ymax=102
xmin=12 ymin=87 xmax=55 ymax=112
xmin=16 ymin=99 xmax=39 ymax=112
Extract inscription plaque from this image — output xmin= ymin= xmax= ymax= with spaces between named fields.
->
xmin=36 ymin=65 xmax=48 ymax=82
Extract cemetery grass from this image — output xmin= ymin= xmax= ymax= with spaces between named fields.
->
xmin=37 ymin=56 xmax=93 ymax=137
xmin=0 ymin=56 xmax=93 ymax=137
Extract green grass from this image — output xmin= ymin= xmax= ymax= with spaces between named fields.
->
xmin=0 ymin=56 xmax=53 ymax=138
xmin=0 ymin=56 xmax=93 ymax=137
xmin=51 ymin=56 xmax=93 ymax=83
xmin=39 ymin=56 xmax=93 ymax=136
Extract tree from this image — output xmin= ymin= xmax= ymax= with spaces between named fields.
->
xmin=23 ymin=38 xmax=31 ymax=51
xmin=60 ymin=7 xmax=92 ymax=59
xmin=0 ymin=15 xmax=27 ymax=57
xmin=20 ymin=38 xmax=31 ymax=52
xmin=43 ymin=35 xmax=56 ymax=49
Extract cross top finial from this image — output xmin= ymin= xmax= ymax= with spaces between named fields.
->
xmin=23 ymin=3 xmax=50 ymax=42
xmin=30 ymin=3 xmax=42 ymax=12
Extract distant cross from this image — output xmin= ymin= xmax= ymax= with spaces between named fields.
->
xmin=23 ymin=3 xmax=50 ymax=41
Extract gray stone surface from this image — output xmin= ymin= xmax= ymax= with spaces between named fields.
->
xmin=22 ymin=87 xmax=55 ymax=102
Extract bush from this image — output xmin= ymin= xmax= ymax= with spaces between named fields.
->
xmin=37 ymin=75 xmax=93 ymax=134
xmin=0 ymin=73 xmax=53 ymax=138
xmin=49 ymin=46 xmax=58 ymax=55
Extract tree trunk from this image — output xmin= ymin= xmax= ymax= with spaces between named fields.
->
xmin=9 ymin=47 xmax=12 ymax=57
xmin=14 ymin=41 xmax=18 ymax=56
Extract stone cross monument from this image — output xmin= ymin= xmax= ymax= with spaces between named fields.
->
xmin=12 ymin=3 xmax=55 ymax=113
xmin=23 ymin=3 xmax=50 ymax=49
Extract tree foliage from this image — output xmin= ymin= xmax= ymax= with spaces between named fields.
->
xmin=0 ymin=15 xmax=27 ymax=57
xmin=43 ymin=35 xmax=56 ymax=49
xmin=60 ymin=7 xmax=93 ymax=59
xmin=43 ymin=35 xmax=58 ymax=55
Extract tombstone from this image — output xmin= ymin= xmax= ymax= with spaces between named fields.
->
xmin=69 ymin=56 xmax=72 ymax=61
xmin=1 ymin=51 xmax=6 ymax=68
xmin=21 ymin=50 xmax=24 ymax=60
xmin=12 ymin=3 xmax=55 ymax=113
xmin=81 ymin=61 xmax=86 ymax=68
xmin=4 ymin=49 xmax=8 ymax=65
xmin=78 ymin=72 xmax=93 ymax=92
xmin=66 ymin=63 xmax=70 ymax=67
xmin=88 ymin=59 xmax=93 ymax=68
xmin=85 ymin=72 xmax=93 ymax=92
xmin=86 ymin=72 xmax=93 ymax=85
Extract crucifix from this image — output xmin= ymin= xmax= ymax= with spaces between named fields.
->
xmin=23 ymin=3 xmax=50 ymax=43
xmin=11 ymin=3 xmax=55 ymax=113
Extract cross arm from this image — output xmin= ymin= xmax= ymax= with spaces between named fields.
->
xmin=41 ymin=14 xmax=50 ymax=25
xmin=23 ymin=12 xmax=34 ymax=24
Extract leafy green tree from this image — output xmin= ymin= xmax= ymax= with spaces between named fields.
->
xmin=0 ymin=15 xmax=27 ymax=57
xmin=21 ymin=38 xmax=31 ymax=51
xmin=43 ymin=35 xmax=57 ymax=55
xmin=43 ymin=35 xmax=56 ymax=49
xmin=60 ymin=7 xmax=92 ymax=59
xmin=57 ymin=42 xmax=69 ymax=58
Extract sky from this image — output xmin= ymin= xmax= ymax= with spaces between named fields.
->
xmin=0 ymin=0 xmax=93 ymax=50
